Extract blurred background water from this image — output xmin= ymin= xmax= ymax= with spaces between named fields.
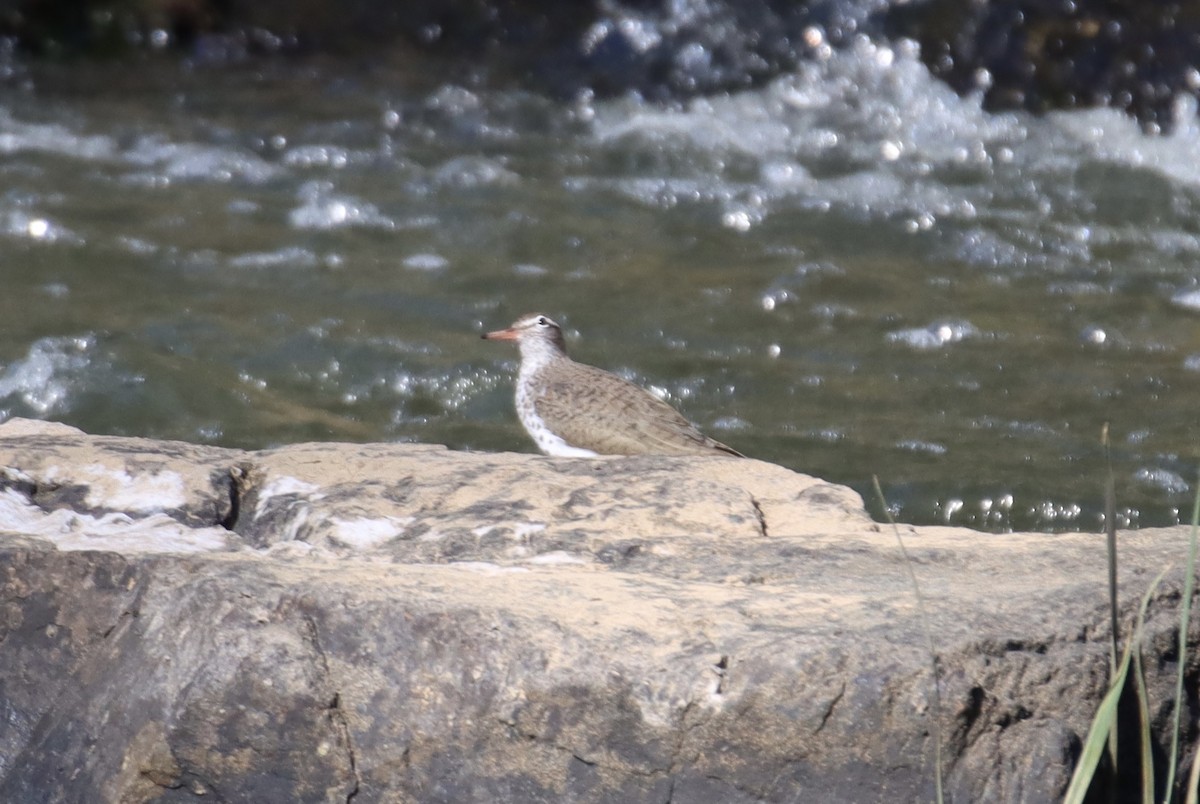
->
xmin=2 ymin=34 xmax=1199 ymax=532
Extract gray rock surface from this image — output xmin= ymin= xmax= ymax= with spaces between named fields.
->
xmin=0 ymin=418 xmax=1196 ymax=802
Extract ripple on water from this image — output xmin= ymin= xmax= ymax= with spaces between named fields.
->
xmin=1132 ymin=467 xmax=1191 ymax=495
xmin=228 ymin=247 xmax=321 ymax=269
xmin=402 ymin=253 xmax=449 ymax=271
xmin=896 ymin=439 xmax=948 ymax=455
xmin=431 ymin=156 xmax=519 ymax=188
xmin=123 ymin=138 xmax=278 ymax=183
xmin=0 ymin=109 xmax=117 ymax=160
xmin=1170 ymin=287 xmax=1200 ymax=311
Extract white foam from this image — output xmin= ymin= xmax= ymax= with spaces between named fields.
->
xmin=0 ymin=109 xmax=117 ymax=160
xmin=886 ymin=321 xmax=978 ymax=350
xmin=589 ymin=36 xmax=1024 ymax=229
xmin=1171 ymin=288 xmax=1200 ymax=311
xmin=0 ymin=336 xmax=93 ymax=415
xmin=123 ymin=137 xmax=278 ymax=184
xmin=1049 ymin=95 xmax=1200 ymax=187
xmin=288 ymin=181 xmax=395 ymax=230
xmin=583 ymin=31 xmax=1200 ymax=302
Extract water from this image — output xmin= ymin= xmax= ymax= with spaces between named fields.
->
xmin=1 ymin=40 xmax=1198 ymax=532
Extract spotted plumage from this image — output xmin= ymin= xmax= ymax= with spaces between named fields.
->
xmin=482 ymin=313 xmax=744 ymax=458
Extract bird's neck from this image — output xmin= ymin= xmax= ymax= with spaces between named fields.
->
xmin=517 ymin=338 xmax=567 ymax=382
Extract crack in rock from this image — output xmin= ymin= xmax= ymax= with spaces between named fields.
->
xmin=749 ymin=495 xmax=768 ymax=538
xmin=815 ymin=682 xmax=846 ymax=733
xmin=299 ymin=612 xmax=361 ymax=802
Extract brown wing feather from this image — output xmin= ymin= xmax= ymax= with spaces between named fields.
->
xmin=534 ymin=362 xmax=744 ymax=457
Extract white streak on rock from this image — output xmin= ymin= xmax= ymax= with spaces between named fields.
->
xmin=331 ymin=516 xmax=414 ymax=550
xmin=526 ymin=551 xmax=587 ymax=565
xmin=79 ymin=464 xmax=188 ymax=512
xmin=0 ymin=488 xmax=228 ymax=554
xmin=254 ymin=476 xmax=323 ymax=518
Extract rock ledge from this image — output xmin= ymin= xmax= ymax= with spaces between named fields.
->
xmin=0 ymin=418 xmax=1194 ymax=803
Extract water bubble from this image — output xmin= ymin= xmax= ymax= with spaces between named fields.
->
xmin=26 ymin=218 xmax=48 ymax=239
xmin=722 ymin=210 xmax=753 ymax=231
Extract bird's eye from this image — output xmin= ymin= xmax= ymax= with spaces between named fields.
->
xmin=536 ymin=317 xmax=548 ymax=326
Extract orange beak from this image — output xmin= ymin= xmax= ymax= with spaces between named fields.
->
xmin=482 ymin=327 xmax=519 ymax=341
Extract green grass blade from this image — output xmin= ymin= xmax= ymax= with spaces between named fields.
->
xmin=1133 ymin=587 xmax=1157 ymax=803
xmin=1103 ymin=424 xmax=1120 ymax=769
xmin=1164 ymin=471 xmax=1200 ymax=803
xmin=1185 ymin=733 xmax=1200 ymax=804
xmin=1063 ymin=629 xmax=1133 ymax=804
xmin=871 ymin=476 xmax=943 ymax=804
xmin=1064 ymin=568 xmax=1169 ymax=804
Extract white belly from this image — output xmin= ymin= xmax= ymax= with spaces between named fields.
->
xmin=523 ymin=414 xmax=600 ymax=458
xmin=516 ymin=381 xmax=599 ymax=457
xmin=530 ymin=424 xmax=600 ymax=456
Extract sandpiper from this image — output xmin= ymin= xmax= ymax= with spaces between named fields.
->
xmin=482 ymin=313 xmax=744 ymax=458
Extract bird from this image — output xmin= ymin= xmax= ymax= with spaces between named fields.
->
xmin=482 ymin=313 xmax=744 ymax=458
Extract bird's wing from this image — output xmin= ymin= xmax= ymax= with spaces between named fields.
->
xmin=534 ymin=363 xmax=743 ymax=457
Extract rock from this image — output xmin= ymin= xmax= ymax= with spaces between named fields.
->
xmin=883 ymin=0 xmax=1200 ymax=131
xmin=8 ymin=0 xmax=1200 ymax=126
xmin=0 ymin=417 xmax=1196 ymax=802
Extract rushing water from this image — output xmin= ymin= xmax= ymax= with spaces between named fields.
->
xmin=2 ymin=39 xmax=1199 ymax=532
